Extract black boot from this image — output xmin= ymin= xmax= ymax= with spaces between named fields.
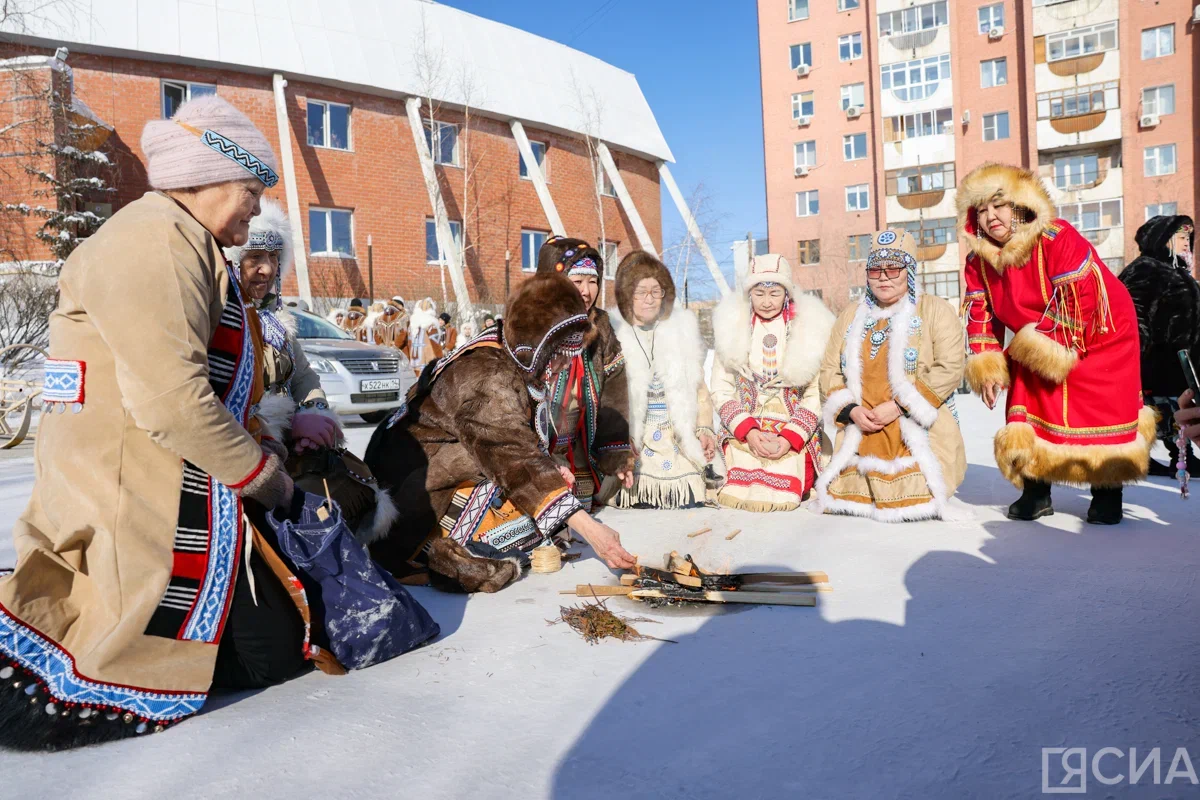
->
xmin=1007 ymin=480 xmax=1053 ymax=520
xmin=1087 ymin=486 xmax=1124 ymax=525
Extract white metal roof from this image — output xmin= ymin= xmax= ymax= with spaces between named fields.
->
xmin=2 ymin=0 xmax=673 ymax=162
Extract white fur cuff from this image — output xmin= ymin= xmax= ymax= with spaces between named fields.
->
xmin=893 ymin=381 xmax=939 ymax=429
xmin=823 ymin=388 xmax=857 ymax=427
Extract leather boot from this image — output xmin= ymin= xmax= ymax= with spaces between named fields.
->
xmin=1007 ymin=479 xmax=1053 ymax=520
xmin=1087 ymin=486 xmax=1124 ymax=525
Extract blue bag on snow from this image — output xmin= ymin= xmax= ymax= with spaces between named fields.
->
xmin=265 ymin=491 xmax=440 ymax=670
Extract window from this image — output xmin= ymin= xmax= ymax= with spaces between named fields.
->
xmin=790 ymin=43 xmax=812 ymax=69
xmin=839 ymin=33 xmax=863 ymax=61
xmin=796 ymin=190 xmax=820 ymax=217
xmin=796 ymin=239 xmax=820 ymax=265
xmin=521 ymin=230 xmax=549 ymax=272
xmin=425 ymin=121 xmax=459 ymax=166
xmin=886 ymin=162 xmax=956 ymax=196
xmin=899 ymin=217 xmax=956 ymax=246
xmin=802 ymin=288 xmax=824 ymax=300
xmin=980 ymin=58 xmax=1007 ymax=88
xmin=843 ymin=133 xmax=868 ymax=161
xmin=1046 ymin=22 xmax=1118 ymax=63
xmin=838 ymin=0 xmax=860 ymax=9
xmin=306 ymin=99 xmax=351 ymax=150
xmin=1147 ymin=202 xmax=1178 ymax=220
xmin=845 ymin=184 xmax=870 ymax=212
xmin=1036 ymin=81 xmax=1119 ymax=120
xmin=983 ymin=112 xmax=1010 ymax=141
xmin=847 ymin=234 xmax=872 ymax=261
xmin=1142 ymin=25 xmax=1174 ymax=59
xmin=920 ymin=271 xmax=961 ymax=302
xmin=596 ymin=159 xmax=616 ymax=197
xmin=601 ymin=241 xmax=620 ymax=280
xmin=1057 ymin=199 xmax=1123 ymax=232
xmin=849 ymin=285 xmax=866 ymax=302
xmin=794 ymin=140 xmax=817 ymax=168
xmin=880 ymin=54 xmax=951 ymax=102
xmin=788 ymin=0 xmax=809 ymax=21
xmin=792 ymin=91 xmax=815 ymax=119
xmin=977 ymin=3 xmax=1004 ymax=34
xmin=161 ymin=80 xmax=216 ymax=118
xmin=425 ymin=219 xmax=462 ymax=264
xmin=1144 ymin=144 xmax=1177 ymax=177
xmin=880 ymin=1 xmax=948 ymax=36
xmin=1142 ymin=85 xmax=1175 ymax=117
xmin=1054 ymin=154 xmax=1100 ymax=189
xmin=519 ymin=141 xmax=548 ymax=180
xmin=309 ymin=208 xmax=353 ymax=256
xmin=882 ymin=108 xmax=953 ymax=142
xmin=841 ymin=83 xmax=865 ymax=110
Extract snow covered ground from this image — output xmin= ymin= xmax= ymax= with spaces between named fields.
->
xmin=1 ymin=395 xmax=1198 ymax=798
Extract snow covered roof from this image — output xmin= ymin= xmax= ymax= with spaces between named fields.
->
xmin=1 ymin=0 xmax=674 ymax=162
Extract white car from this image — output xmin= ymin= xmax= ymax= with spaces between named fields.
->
xmin=291 ymin=310 xmax=415 ymax=423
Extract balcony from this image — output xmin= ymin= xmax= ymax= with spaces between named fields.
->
xmin=883 ymin=134 xmax=954 ymax=171
xmin=880 ymin=75 xmax=954 ymax=119
xmin=1041 ymin=164 xmax=1122 ymax=207
xmin=1036 ymin=109 xmax=1120 ymax=151
xmin=886 ymin=190 xmax=957 ymax=222
xmin=881 ymin=24 xmax=950 ymax=60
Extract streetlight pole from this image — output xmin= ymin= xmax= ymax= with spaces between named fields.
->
xmin=367 ymin=234 xmax=374 ymax=302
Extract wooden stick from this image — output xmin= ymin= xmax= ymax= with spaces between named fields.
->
xmin=634 ymin=565 xmax=703 ymax=588
xmin=560 ymin=585 xmax=634 ymax=597
xmin=724 ymin=529 xmax=742 ymax=541
xmin=738 ymin=571 xmax=829 ymax=586
xmin=630 ymin=589 xmax=816 ymax=607
xmin=686 ymin=527 xmax=712 ymax=539
xmin=619 ymin=573 xmax=637 ymax=586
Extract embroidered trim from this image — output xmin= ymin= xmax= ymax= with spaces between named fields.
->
xmin=603 ymin=351 xmax=626 ymax=377
xmin=1008 ymin=406 xmax=1140 ymax=437
xmin=534 ymin=488 xmax=581 ymax=535
xmin=505 ymin=314 xmax=588 ymax=373
xmin=177 ymin=122 xmax=279 ymax=187
xmin=43 ymin=359 xmax=85 ymax=404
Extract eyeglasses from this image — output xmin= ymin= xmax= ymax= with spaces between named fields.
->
xmin=634 ymin=289 xmax=665 ymax=300
xmin=865 ymin=266 xmax=905 ymax=279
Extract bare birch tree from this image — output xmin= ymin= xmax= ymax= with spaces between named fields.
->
xmin=567 ymin=69 xmax=610 ymax=306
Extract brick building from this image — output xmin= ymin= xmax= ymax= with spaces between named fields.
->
xmin=758 ymin=0 xmax=1198 ymax=311
xmin=0 ymin=0 xmax=676 ymax=313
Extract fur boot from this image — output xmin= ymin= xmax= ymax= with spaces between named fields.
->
xmin=423 ymin=538 xmax=523 ymax=594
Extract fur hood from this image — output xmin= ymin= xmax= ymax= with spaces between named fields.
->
xmin=502 ymin=274 xmax=590 ymax=381
xmin=609 ymin=306 xmax=706 ymax=468
xmin=614 ymin=250 xmax=675 ymax=324
xmin=1135 ymin=214 xmax=1194 ymax=265
xmin=956 ymin=163 xmax=1058 ymax=272
xmin=712 ymin=291 xmax=834 ymax=387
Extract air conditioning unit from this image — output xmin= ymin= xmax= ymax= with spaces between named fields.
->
xmin=961 ymin=109 xmax=971 ymax=126
xmin=1192 ymin=3 xmax=1200 ymax=23
xmin=794 ymin=165 xmax=810 ymax=177
xmin=795 ymin=64 xmax=811 ymax=77
xmin=988 ymin=27 xmax=1004 ymax=40
xmin=796 ymin=115 xmax=812 ymax=127
xmin=1140 ymin=114 xmax=1161 ymax=128
xmin=845 ymin=106 xmax=862 ymax=119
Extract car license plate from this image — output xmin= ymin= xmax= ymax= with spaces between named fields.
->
xmin=360 ymin=378 xmax=400 ymax=391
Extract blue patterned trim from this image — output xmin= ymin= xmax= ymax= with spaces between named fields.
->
xmin=198 ymin=129 xmax=279 ymax=187
xmin=0 ymin=604 xmax=205 ymax=722
xmin=259 ymin=309 xmax=292 ymax=361
xmin=43 ymin=359 xmax=85 ymax=403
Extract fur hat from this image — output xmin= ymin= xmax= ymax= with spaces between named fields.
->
xmin=1135 ymin=214 xmax=1194 ymax=263
xmin=503 ymin=274 xmax=590 ymax=379
xmin=224 ymin=199 xmax=293 ymax=309
xmin=956 ymin=162 xmax=1057 ymax=272
xmin=536 ymin=236 xmax=603 ymax=281
xmin=744 ymin=253 xmax=795 ymax=295
xmin=348 ymin=298 xmax=367 ymax=314
xmin=866 ymin=229 xmax=919 ymax=306
xmin=615 ymin=250 xmax=675 ymax=324
xmin=141 ymin=95 xmax=278 ymax=190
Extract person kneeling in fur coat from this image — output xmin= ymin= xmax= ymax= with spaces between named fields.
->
xmin=609 ymin=251 xmax=715 ymax=509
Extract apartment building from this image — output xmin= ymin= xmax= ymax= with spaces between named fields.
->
xmin=758 ymin=0 xmax=1198 ymax=310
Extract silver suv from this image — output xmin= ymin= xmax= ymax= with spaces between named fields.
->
xmin=291 ymin=310 xmax=415 ymax=423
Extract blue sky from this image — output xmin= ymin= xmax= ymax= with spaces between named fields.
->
xmin=442 ymin=0 xmax=765 ymax=295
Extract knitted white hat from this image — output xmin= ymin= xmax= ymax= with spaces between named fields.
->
xmin=142 ymin=94 xmax=278 ymax=190
xmin=744 ymin=253 xmax=795 ymax=295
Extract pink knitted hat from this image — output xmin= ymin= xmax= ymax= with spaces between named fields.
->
xmin=141 ymin=94 xmax=279 ymax=191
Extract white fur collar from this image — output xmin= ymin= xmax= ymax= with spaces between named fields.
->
xmin=712 ymin=292 xmax=835 ymax=387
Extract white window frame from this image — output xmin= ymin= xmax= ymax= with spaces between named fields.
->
xmin=519 ymin=140 xmax=549 ymax=181
xmin=1046 ymin=22 xmax=1118 ymax=63
xmin=900 ymin=217 xmax=957 ymax=246
xmin=1141 ymin=85 xmax=1175 ymax=117
xmin=425 ymin=120 xmax=460 ymax=167
xmin=792 ymin=91 xmax=815 ymax=119
xmin=1144 ymin=144 xmax=1177 ymax=178
xmin=160 ymin=80 xmax=216 ymax=119
xmin=596 ymin=157 xmax=616 ymax=198
xmin=837 ymin=0 xmax=860 ymax=10
xmin=1053 ymin=154 xmax=1100 ymax=190
xmin=1036 ymin=81 xmax=1120 ymax=120
xmin=884 ymin=108 xmax=954 ymax=141
xmin=838 ymin=32 xmax=863 ymax=62
xmin=306 ymin=99 xmax=352 ymax=151
xmin=840 ymin=83 xmax=865 ymax=110
xmin=977 ymin=4 xmax=1004 ymax=34
xmin=309 ymin=207 xmax=354 ymax=257
xmin=880 ymin=1 xmax=948 ymax=37
xmin=845 ymin=184 xmax=870 ymax=212
xmin=788 ymin=0 xmax=809 ymax=21
xmin=1141 ymin=24 xmax=1174 ymax=59
xmin=980 ymin=58 xmax=1007 ymax=88
xmin=521 ymin=229 xmax=549 ymax=272
xmin=1147 ymin=202 xmax=1178 ymax=220
xmin=790 ymin=43 xmax=813 ymax=69
xmin=880 ymin=54 xmax=951 ymax=102
xmin=425 ymin=218 xmax=463 ymax=264
xmin=601 ymin=241 xmax=620 ymax=280
xmin=982 ymin=111 xmax=1010 ymax=141
xmin=843 ymin=132 xmax=868 ymax=161
xmin=1057 ymin=199 xmax=1123 ymax=232
xmin=796 ymin=189 xmax=820 ymax=218
xmin=794 ymin=140 xmax=817 ymax=169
